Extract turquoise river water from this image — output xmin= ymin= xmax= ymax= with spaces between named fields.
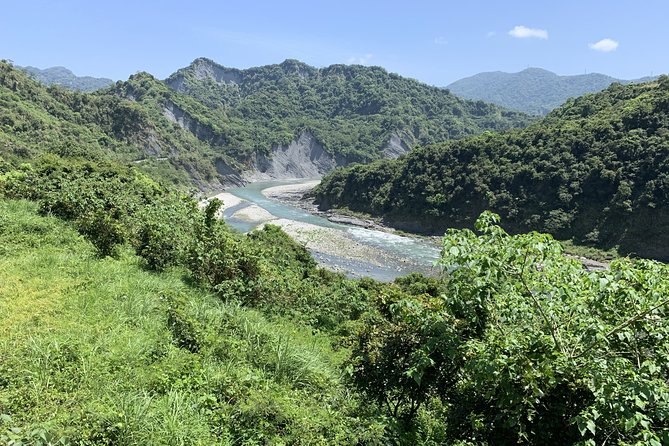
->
xmin=224 ymin=180 xmax=442 ymax=281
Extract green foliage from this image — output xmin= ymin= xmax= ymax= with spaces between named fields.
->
xmin=0 ymin=60 xmax=230 ymax=189
xmin=316 ymin=78 xmax=669 ymax=260
xmin=1 ymin=155 xmax=163 ymax=257
xmin=159 ymin=57 xmax=532 ymax=162
xmin=358 ymin=212 xmax=669 ymax=444
xmin=5 ymin=148 xmax=669 ymax=444
xmin=0 ymin=199 xmax=389 ymax=444
xmin=350 ymin=301 xmax=463 ymax=424
xmin=135 ymin=195 xmax=198 ymax=271
xmin=1 ymin=58 xmax=533 ymax=192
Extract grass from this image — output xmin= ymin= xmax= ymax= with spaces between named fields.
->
xmin=0 ymin=199 xmax=378 ymax=445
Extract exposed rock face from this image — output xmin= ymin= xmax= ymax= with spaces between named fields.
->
xmin=244 ymin=132 xmax=345 ymax=181
xmin=162 ymin=101 xmax=221 ymax=144
xmin=162 ymin=100 xmax=411 ymax=184
xmin=215 ymin=159 xmax=245 ymax=187
xmin=382 ymin=134 xmax=412 ymax=159
xmin=166 ymin=58 xmax=243 ymax=92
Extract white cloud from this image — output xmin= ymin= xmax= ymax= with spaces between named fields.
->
xmin=486 ymin=31 xmax=496 ymax=38
xmin=434 ymin=36 xmax=448 ymax=45
xmin=347 ymin=53 xmax=373 ymax=65
xmin=589 ymin=38 xmax=619 ymax=52
xmin=508 ymin=25 xmax=548 ymax=39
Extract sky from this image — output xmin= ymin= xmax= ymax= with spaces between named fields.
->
xmin=2 ymin=0 xmax=667 ymax=86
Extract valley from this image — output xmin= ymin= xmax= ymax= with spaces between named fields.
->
xmin=2 ymin=31 xmax=669 ymax=442
xmin=210 ymin=180 xmax=440 ymax=281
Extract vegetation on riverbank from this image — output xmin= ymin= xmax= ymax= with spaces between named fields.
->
xmin=315 ymin=76 xmax=669 ymax=260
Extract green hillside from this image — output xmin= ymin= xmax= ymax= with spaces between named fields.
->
xmin=0 ymin=60 xmax=240 ymax=190
xmin=162 ymin=57 xmax=532 ymax=162
xmin=315 ymin=76 xmax=669 ymax=260
xmin=448 ymin=67 xmax=656 ymax=115
xmin=1 ymin=59 xmax=532 ymax=190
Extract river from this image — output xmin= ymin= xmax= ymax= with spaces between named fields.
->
xmin=220 ymin=180 xmax=442 ymax=282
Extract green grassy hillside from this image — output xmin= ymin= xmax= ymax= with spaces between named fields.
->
xmin=0 ymin=200 xmax=386 ymax=444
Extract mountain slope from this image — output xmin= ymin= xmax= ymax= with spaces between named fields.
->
xmin=448 ymin=67 xmax=656 ymax=115
xmin=20 ymin=65 xmax=114 ymax=92
xmin=1 ymin=59 xmax=534 ymax=188
xmin=315 ymin=76 xmax=669 ymax=260
xmin=0 ymin=61 xmax=247 ymax=189
xmin=160 ymin=58 xmax=532 ymax=164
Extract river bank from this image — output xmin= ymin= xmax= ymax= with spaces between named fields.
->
xmin=262 ymin=181 xmax=406 ymax=233
xmin=261 ymin=181 xmax=610 ymax=272
xmin=204 ymin=180 xmax=442 ymax=281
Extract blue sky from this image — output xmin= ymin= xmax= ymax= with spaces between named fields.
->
xmin=2 ymin=0 xmax=667 ymax=86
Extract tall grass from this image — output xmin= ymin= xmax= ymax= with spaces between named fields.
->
xmin=0 ymin=199 xmax=378 ymax=444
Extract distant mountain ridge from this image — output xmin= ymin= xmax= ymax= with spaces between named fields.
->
xmin=448 ymin=67 xmax=657 ymax=115
xmin=19 ymin=65 xmax=114 ymax=92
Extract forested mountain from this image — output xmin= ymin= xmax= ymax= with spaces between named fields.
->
xmin=0 ymin=61 xmax=237 ymax=189
xmin=160 ymin=57 xmax=531 ymax=162
xmin=448 ymin=67 xmax=656 ymax=115
xmin=1 ymin=59 xmax=532 ymax=189
xmin=20 ymin=65 xmax=114 ymax=92
xmin=315 ymin=76 xmax=669 ymax=260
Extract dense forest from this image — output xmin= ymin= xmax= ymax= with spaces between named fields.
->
xmin=0 ymin=60 xmax=238 ymax=190
xmin=162 ymin=58 xmax=531 ymax=161
xmin=315 ymin=77 xmax=669 ymax=260
xmin=448 ymin=67 xmax=656 ymax=115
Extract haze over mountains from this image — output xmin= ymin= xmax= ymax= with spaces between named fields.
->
xmin=448 ymin=67 xmax=657 ymax=115
xmin=19 ymin=65 xmax=114 ymax=92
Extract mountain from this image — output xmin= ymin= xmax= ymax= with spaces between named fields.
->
xmin=0 ymin=59 xmax=532 ymax=190
xmin=157 ymin=58 xmax=532 ymax=167
xmin=0 ymin=60 xmax=238 ymax=190
xmin=315 ymin=76 xmax=669 ymax=260
xmin=20 ymin=65 xmax=114 ymax=92
xmin=448 ymin=67 xmax=657 ymax=115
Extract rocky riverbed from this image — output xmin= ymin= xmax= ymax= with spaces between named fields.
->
xmin=202 ymin=180 xmax=442 ymax=281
